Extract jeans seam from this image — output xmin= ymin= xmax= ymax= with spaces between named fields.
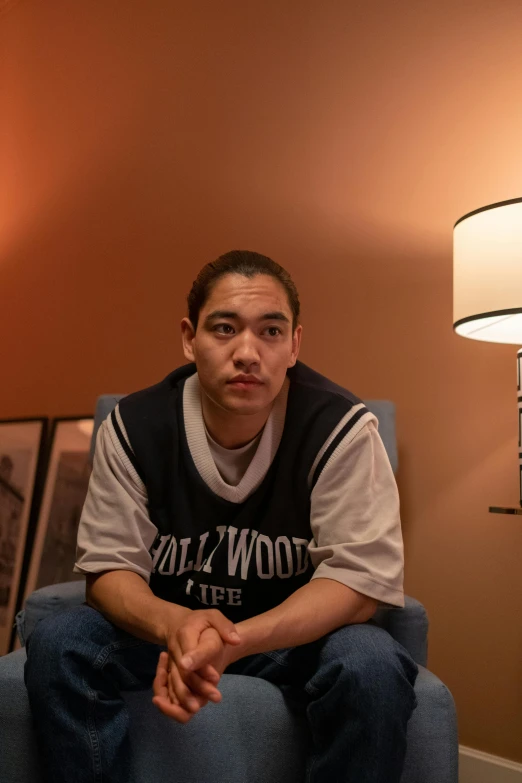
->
xmin=86 ymin=682 xmax=103 ymax=783
xmin=306 ymin=750 xmax=319 ymax=783
xmin=261 ymin=649 xmax=292 ymax=667
xmin=92 ymin=638 xmax=150 ymax=671
xmin=304 ymin=681 xmax=320 ymax=698
xmin=85 ymin=639 xmax=153 ymax=780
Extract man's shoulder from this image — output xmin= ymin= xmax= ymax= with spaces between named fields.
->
xmin=287 ymin=361 xmax=363 ymax=408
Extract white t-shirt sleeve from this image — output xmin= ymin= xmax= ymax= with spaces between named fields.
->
xmin=73 ymin=414 xmax=158 ymax=583
xmin=309 ymin=417 xmax=405 ymax=607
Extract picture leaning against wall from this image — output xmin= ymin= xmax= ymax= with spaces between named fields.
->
xmin=0 ymin=418 xmax=48 ymax=656
xmin=10 ymin=417 xmax=94 ymax=652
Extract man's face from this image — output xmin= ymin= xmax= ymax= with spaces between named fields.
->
xmin=181 ymin=273 xmax=302 ymax=416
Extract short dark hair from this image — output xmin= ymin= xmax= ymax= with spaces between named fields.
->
xmin=187 ymin=250 xmax=300 ymax=331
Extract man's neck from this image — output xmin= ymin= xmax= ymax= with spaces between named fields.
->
xmin=200 ymin=394 xmax=272 ymax=449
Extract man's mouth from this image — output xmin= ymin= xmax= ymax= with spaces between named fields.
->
xmin=227 ymin=375 xmax=264 ymax=386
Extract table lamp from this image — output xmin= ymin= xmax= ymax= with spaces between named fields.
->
xmin=453 ymin=196 xmax=522 ymax=514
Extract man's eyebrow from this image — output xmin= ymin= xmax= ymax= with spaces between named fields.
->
xmin=204 ymin=310 xmax=290 ymax=324
xmin=260 ymin=311 xmax=290 ymax=323
xmin=205 ymin=310 xmax=238 ymax=322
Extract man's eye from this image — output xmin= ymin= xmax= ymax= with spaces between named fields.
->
xmin=215 ymin=324 xmax=234 ymax=334
xmin=266 ymin=326 xmax=282 ymax=337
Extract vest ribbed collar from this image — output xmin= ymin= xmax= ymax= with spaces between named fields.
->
xmin=183 ymin=372 xmax=289 ymax=503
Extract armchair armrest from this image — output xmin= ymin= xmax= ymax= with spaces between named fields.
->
xmin=373 ymin=596 xmax=428 ymax=667
xmin=15 ymin=579 xmax=86 ymax=647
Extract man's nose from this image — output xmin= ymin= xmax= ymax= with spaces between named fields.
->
xmin=232 ymin=332 xmax=261 ymax=367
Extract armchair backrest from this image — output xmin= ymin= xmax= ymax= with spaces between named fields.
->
xmin=90 ymin=394 xmax=398 ymax=473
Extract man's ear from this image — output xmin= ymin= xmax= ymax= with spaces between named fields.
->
xmin=181 ymin=318 xmax=196 ymax=362
xmin=288 ymin=324 xmax=302 ymax=368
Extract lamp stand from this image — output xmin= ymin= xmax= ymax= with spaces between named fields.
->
xmin=518 ymin=347 xmax=522 ymax=506
xmin=489 ymin=347 xmax=522 ymax=515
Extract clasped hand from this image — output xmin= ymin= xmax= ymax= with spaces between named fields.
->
xmin=152 ymin=608 xmax=242 ymax=724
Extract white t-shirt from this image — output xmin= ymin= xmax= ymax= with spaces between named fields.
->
xmin=74 ymin=373 xmax=405 ymax=607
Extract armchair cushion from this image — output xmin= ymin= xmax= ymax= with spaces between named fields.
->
xmin=0 ymin=646 xmax=457 ymax=783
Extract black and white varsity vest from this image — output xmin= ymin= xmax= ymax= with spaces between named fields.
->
xmin=115 ymin=361 xmax=367 ymax=622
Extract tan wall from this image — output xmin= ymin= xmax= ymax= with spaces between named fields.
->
xmin=1 ymin=0 xmax=521 ymax=762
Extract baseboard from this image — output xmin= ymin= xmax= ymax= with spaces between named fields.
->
xmin=460 ymin=745 xmax=522 ymax=782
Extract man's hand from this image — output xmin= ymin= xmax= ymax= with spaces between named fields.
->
xmin=152 ymin=609 xmax=241 ymax=723
xmin=152 ymin=626 xmax=239 ymax=723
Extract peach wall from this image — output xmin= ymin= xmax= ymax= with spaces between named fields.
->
xmin=1 ymin=0 xmax=522 ymax=761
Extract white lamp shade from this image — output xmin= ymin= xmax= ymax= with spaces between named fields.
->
xmin=453 ymin=198 xmax=522 ymax=344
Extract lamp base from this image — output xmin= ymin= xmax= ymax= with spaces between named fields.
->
xmin=489 ymin=505 xmax=522 ymax=515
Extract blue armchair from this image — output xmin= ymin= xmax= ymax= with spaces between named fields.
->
xmin=0 ymin=395 xmax=459 ymax=783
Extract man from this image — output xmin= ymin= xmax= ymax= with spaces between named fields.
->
xmin=24 ymin=250 xmax=418 ymax=783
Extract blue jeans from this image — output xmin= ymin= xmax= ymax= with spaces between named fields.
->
xmin=24 ymin=603 xmax=418 ymax=783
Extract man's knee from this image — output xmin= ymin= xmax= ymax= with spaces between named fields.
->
xmin=311 ymin=622 xmax=418 ymax=712
xmin=26 ymin=603 xmax=112 ymax=662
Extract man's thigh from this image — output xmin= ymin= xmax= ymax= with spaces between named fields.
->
xmin=25 ymin=603 xmax=167 ymax=692
xmin=223 ymin=619 xmax=417 ymax=702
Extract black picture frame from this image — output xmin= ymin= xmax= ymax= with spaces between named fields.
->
xmin=10 ymin=416 xmax=94 ymax=652
xmin=0 ymin=417 xmax=48 ymax=656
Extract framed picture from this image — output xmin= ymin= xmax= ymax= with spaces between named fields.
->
xmin=11 ymin=417 xmax=94 ymax=651
xmin=0 ymin=418 xmax=48 ymax=656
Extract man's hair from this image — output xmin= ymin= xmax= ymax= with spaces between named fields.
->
xmin=187 ymin=250 xmax=300 ymax=331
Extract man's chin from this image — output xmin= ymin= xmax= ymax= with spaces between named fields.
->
xmin=221 ymin=399 xmax=268 ymax=415
xmin=200 ymin=383 xmax=272 ymax=416
xmin=219 ymin=389 xmax=271 ymax=414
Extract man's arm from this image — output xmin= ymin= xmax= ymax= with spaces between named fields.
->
xmin=86 ymin=570 xmax=191 ymax=645
xmin=179 ymin=578 xmax=376 ymax=671
xmin=78 ymin=417 xmax=192 ymax=646
xmin=224 ymin=578 xmax=376 ymax=662
xmin=307 ymin=417 xmax=405 ymax=607
xmin=80 ymin=415 xmax=239 ymax=716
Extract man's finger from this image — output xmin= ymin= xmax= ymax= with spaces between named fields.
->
xmin=176 ymin=622 xmax=206 ymax=659
xmin=152 ymin=694 xmax=193 ymax=724
xmin=169 ymin=660 xmax=208 ymax=712
xmin=207 ymin=613 xmax=241 ymax=646
xmin=199 ymin=663 xmax=220 ymax=683
xmin=177 ymin=613 xmax=240 ymax=649
xmin=178 ymin=630 xmax=223 ymax=672
xmin=152 ymin=654 xmax=202 ymax=722
xmin=179 ymin=638 xmax=219 ymax=671
xmin=185 ymin=669 xmax=222 ymax=702
xmin=167 ymin=664 xmax=179 ymax=706
xmin=153 ymin=652 xmax=173 ymax=701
